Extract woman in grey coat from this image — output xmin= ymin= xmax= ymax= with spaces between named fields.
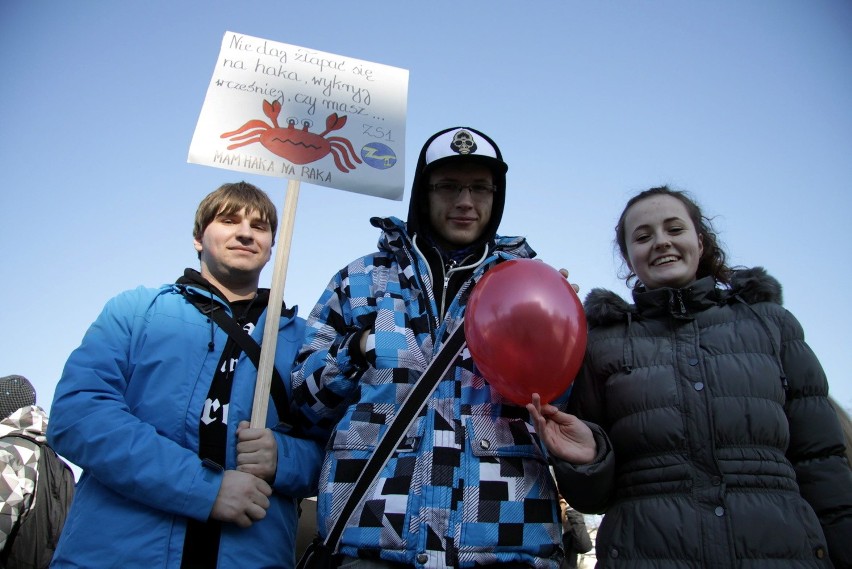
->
xmin=530 ymin=187 xmax=852 ymax=568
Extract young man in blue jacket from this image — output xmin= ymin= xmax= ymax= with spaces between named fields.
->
xmin=293 ymin=128 xmax=568 ymax=568
xmin=49 ymin=181 xmax=322 ymax=569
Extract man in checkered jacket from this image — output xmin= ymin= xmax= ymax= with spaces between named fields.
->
xmin=293 ymin=127 xmax=568 ymax=569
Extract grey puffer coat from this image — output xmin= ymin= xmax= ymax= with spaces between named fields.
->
xmin=554 ymin=268 xmax=852 ymax=568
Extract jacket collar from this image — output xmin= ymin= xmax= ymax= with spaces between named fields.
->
xmin=584 ymin=267 xmax=783 ymax=327
xmin=369 ymin=216 xmax=535 ymax=259
xmin=632 ymin=276 xmax=720 ymax=320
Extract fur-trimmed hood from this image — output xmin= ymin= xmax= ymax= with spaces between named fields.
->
xmin=584 ymin=267 xmax=783 ymax=328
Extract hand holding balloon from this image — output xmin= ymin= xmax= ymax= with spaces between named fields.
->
xmin=464 ymin=259 xmax=587 ymax=405
xmin=527 ymin=393 xmax=596 ymax=465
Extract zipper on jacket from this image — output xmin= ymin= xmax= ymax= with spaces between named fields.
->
xmin=440 ymin=259 xmax=457 ymax=318
xmin=406 ymin=238 xmax=439 ymax=337
xmin=674 ymin=290 xmax=687 ymax=316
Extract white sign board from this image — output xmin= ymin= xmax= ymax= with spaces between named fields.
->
xmin=189 ymin=32 xmax=409 ymax=200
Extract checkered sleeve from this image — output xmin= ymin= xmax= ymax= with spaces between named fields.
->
xmin=293 ymin=258 xmax=380 ymax=439
xmin=0 ymin=443 xmax=38 ymax=551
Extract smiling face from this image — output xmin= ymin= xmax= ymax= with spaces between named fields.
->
xmin=193 ymin=206 xmax=273 ymax=299
xmin=623 ymin=194 xmax=704 ymax=290
xmin=427 ymin=162 xmax=494 ymax=249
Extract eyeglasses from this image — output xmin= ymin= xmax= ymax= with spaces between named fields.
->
xmin=429 ymin=182 xmax=497 ymax=200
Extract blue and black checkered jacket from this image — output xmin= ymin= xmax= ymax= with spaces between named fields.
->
xmin=293 ymin=216 xmax=567 ymax=569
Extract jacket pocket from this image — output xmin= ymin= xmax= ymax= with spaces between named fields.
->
xmin=459 ymin=415 xmax=561 ymax=555
xmin=321 ymin=403 xmax=426 ymax=552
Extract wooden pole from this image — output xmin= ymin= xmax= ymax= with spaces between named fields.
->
xmin=251 ymin=178 xmax=300 ymax=428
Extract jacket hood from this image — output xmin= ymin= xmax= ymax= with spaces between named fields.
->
xmin=407 ymin=127 xmax=508 ymax=249
xmin=0 ymin=405 xmax=48 ymax=442
xmin=176 ymin=268 xmax=229 ymax=304
xmin=584 ymin=267 xmax=783 ymax=327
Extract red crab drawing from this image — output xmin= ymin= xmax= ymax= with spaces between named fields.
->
xmin=220 ymin=99 xmax=362 ymax=173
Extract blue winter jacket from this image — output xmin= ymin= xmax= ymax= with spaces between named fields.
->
xmin=293 ymin=217 xmax=566 ymax=569
xmin=48 ymin=282 xmax=322 ymax=569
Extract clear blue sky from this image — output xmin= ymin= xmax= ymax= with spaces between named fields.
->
xmin=2 ymin=1 xmax=851 ymax=416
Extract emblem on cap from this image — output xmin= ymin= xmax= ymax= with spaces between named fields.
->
xmin=451 ymin=130 xmax=477 ymax=155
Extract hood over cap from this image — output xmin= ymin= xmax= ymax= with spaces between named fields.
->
xmin=407 ymin=127 xmax=508 ymax=250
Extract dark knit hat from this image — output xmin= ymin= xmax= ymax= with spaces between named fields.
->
xmin=0 ymin=375 xmax=37 ymax=420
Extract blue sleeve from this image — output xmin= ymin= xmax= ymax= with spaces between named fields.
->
xmin=266 ymin=313 xmax=325 ymax=498
xmin=271 ymin=430 xmax=323 ymax=497
xmin=47 ymin=289 xmax=220 ymax=522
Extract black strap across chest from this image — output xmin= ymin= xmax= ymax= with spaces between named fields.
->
xmin=181 ymin=289 xmax=295 ymax=428
xmin=324 ymin=322 xmax=467 ymax=551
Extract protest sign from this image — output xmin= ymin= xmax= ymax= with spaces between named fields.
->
xmin=189 ymin=33 xmax=408 ymax=426
xmin=189 ymin=32 xmax=409 ymax=426
xmin=189 ymin=31 xmax=409 ymax=200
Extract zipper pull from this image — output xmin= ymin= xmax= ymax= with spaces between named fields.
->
xmin=444 ymin=259 xmax=457 ymax=288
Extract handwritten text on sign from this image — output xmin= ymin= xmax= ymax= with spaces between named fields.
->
xmin=188 ymin=32 xmax=409 ymax=200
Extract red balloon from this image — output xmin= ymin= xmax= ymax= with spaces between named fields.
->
xmin=464 ymin=259 xmax=587 ymax=406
